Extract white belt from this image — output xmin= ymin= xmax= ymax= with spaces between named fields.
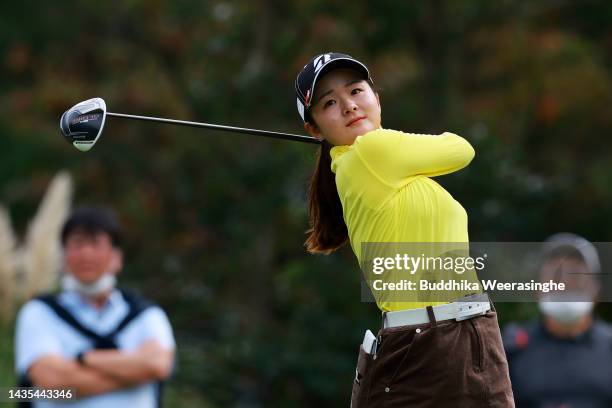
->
xmin=383 ymin=293 xmax=491 ymax=328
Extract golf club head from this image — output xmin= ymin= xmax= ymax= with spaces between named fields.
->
xmin=59 ymin=97 xmax=107 ymax=152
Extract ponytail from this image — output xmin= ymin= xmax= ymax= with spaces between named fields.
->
xmin=305 ymin=140 xmax=349 ymax=254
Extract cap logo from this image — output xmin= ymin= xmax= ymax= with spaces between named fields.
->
xmin=313 ymin=53 xmax=331 ymax=73
xmin=305 ymin=89 xmax=311 ymax=106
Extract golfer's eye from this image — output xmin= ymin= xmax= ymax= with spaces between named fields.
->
xmin=323 ymin=99 xmax=336 ymax=108
xmin=351 ymin=88 xmax=363 ymax=95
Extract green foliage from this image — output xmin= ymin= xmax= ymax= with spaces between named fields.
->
xmin=0 ymin=322 xmax=15 ymax=389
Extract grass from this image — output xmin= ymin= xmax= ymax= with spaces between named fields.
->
xmin=0 ymin=321 xmax=16 ymax=388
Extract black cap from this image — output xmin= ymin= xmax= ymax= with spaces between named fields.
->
xmin=295 ymin=52 xmax=372 ymax=123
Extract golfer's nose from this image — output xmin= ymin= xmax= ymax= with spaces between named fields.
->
xmin=343 ymin=100 xmax=358 ymax=115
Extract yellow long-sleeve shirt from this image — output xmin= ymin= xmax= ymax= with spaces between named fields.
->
xmin=330 ymin=129 xmax=477 ymax=312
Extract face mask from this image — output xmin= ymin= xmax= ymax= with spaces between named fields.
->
xmin=539 ymin=294 xmax=593 ymax=325
xmin=61 ymin=273 xmax=116 ymax=297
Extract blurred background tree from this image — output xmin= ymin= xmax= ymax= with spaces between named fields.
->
xmin=1 ymin=0 xmax=612 ymax=406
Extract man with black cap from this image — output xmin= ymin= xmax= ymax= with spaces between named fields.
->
xmin=503 ymin=233 xmax=612 ymax=407
xmin=14 ymin=206 xmax=175 ymax=407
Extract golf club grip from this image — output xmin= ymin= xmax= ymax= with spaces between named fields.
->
xmin=106 ymin=112 xmax=321 ymax=145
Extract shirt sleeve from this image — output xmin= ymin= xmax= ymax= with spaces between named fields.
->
xmin=137 ymin=307 xmax=176 ymax=350
xmin=14 ymin=300 xmax=64 ymax=375
xmin=353 ymin=129 xmax=475 ymax=186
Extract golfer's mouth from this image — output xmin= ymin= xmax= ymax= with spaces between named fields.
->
xmin=346 ymin=116 xmax=366 ymax=127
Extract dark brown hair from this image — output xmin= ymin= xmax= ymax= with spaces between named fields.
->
xmin=304 ymin=77 xmax=378 ymax=254
xmin=305 ymin=139 xmax=348 ymax=254
xmin=61 ymin=206 xmax=123 ymax=248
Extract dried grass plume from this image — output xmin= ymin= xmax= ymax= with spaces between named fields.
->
xmin=0 ymin=172 xmax=73 ymax=324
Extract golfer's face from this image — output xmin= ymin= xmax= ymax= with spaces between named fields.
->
xmin=64 ymin=231 xmax=120 ymax=284
xmin=306 ymin=69 xmax=381 ymax=145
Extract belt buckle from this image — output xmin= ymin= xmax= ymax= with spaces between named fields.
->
xmin=454 ymin=301 xmax=488 ymax=321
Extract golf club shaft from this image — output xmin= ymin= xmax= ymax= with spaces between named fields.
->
xmin=106 ymin=112 xmax=321 ymax=144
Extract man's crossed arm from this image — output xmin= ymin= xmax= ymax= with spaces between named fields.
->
xmin=27 ymin=340 xmax=174 ymax=398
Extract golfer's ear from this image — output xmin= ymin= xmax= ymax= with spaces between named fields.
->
xmin=304 ymin=122 xmax=323 ymax=140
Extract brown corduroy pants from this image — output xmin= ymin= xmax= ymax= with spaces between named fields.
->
xmin=350 ymin=306 xmax=515 ymax=407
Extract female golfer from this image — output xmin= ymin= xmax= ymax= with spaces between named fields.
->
xmin=295 ymin=53 xmax=514 ymax=407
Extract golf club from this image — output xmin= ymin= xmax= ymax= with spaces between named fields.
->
xmin=60 ymin=97 xmax=321 ymax=152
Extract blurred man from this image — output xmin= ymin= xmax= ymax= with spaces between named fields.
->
xmin=503 ymin=233 xmax=612 ymax=408
xmin=14 ymin=206 xmax=175 ymax=408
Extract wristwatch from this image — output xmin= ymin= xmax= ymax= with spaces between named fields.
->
xmin=76 ymin=351 xmax=87 ymax=366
